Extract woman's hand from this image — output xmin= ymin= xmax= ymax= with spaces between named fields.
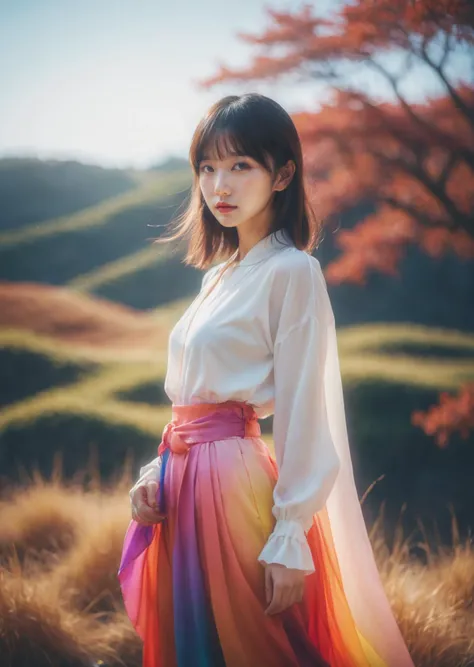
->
xmin=264 ymin=563 xmax=305 ymax=615
xmin=129 ymin=480 xmax=166 ymax=525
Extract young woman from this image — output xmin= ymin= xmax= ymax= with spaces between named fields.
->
xmin=118 ymin=93 xmax=415 ymax=667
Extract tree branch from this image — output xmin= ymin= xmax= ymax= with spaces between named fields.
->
xmin=375 ymin=151 xmax=473 ymax=234
xmin=438 ymin=152 xmax=459 ymax=189
xmin=380 ymin=195 xmax=451 ymax=230
xmin=364 ymin=58 xmax=474 ymax=170
xmin=419 ymin=41 xmax=474 ymax=129
xmin=438 ymin=30 xmax=452 ymax=72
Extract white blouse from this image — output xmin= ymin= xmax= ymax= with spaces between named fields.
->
xmin=131 ymin=227 xmax=341 ymax=574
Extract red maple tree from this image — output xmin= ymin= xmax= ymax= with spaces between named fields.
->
xmin=198 ymin=0 xmax=474 ymax=446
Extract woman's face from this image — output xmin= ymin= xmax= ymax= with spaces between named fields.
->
xmin=198 ymin=148 xmax=278 ymax=232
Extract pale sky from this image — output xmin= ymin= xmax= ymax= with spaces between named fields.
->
xmin=0 ymin=0 xmax=469 ymax=169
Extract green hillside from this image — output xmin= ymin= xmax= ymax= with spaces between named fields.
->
xmin=1 ymin=317 xmax=473 ymax=483
xmin=0 ymin=156 xmax=473 ymax=549
xmin=0 ymin=157 xmax=138 ymax=232
xmin=0 ymin=167 xmax=196 ymax=303
xmin=1 ymin=157 xmax=473 ymax=331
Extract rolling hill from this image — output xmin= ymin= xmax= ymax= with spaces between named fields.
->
xmin=0 ymin=156 xmax=473 ymax=550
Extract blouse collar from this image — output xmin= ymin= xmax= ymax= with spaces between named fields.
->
xmin=235 ymin=228 xmax=295 ymax=267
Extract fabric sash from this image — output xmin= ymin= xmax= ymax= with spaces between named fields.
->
xmin=118 ymin=400 xmax=261 ymax=593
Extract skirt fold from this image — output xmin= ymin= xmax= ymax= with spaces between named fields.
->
xmin=195 ymin=440 xmax=303 ymax=667
xmin=119 ymin=402 xmax=390 ymax=667
xmin=171 ymin=448 xmax=225 ymax=667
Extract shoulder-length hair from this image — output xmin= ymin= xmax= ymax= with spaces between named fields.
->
xmin=153 ymin=93 xmax=322 ymax=270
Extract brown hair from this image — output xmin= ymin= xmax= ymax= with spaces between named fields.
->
xmin=153 ymin=93 xmax=321 ymax=270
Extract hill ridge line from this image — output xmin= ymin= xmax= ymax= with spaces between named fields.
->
xmin=0 ymin=169 xmax=191 ymax=247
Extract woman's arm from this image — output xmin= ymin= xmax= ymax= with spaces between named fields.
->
xmin=258 ymin=256 xmax=340 ymax=575
xmin=129 ymin=456 xmax=162 ymax=496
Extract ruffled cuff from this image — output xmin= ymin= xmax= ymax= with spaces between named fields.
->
xmin=257 ymin=518 xmax=315 ymax=575
xmin=129 ymin=456 xmax=162 ymax=496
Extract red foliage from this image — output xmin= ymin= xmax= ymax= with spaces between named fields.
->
xmin=199 ymin=0 xmax=474 ymax=446
xmin=199 ymin=0 xmax=474 ymax=284
xmin=412 ymin=384 xmax=474 ymax=447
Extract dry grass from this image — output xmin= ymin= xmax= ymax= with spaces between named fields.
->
xmin=367 ymin=510 xmax=474 ymax=667
xmin=0 ymin=466 xmax=472 ymax=667
xmin=0 ymin=468 xmax=142 ymax=667
xmin=0 ymin=568 xmax=141 ymax=667
xmin=1 ymin=291 xmax=474 ymax=664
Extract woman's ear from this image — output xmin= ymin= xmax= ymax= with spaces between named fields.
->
xmin=272 ymin=160 xmax=296 ymax=192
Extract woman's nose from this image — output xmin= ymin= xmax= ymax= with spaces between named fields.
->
xmin=214 ymin=170 xmax=231 ymax=196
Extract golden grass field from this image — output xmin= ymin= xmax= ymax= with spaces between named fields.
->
xmin=0 ymin=470 xmax=473 ymax=667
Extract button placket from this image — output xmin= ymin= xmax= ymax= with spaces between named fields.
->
xmin=176 ymin=253 xmax=237 ymax=403
xmin=174 ymin=243 xmax=290 ymax=403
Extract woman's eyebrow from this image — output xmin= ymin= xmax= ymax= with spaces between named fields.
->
xmin=201 ymin=152 xmax=245 ymax=161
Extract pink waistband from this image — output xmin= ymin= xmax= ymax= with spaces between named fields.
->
xmin=157 ymin=400 xmax=261 ymax=456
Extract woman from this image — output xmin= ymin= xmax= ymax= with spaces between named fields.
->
xmin=118 ymin=93 xmax=414 ymax=667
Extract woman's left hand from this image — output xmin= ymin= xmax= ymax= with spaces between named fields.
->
xmin=264 ymin=563 xmax=305 ymax=615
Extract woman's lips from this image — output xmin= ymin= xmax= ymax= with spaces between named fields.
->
xmin=216 ymin=204 xmax=238 ymax=213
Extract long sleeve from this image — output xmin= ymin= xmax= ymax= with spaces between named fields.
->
xmin=257 ymin=256 xmax=341 ymax=575
xmin=129 ymin=456 xmax=162 ymax=496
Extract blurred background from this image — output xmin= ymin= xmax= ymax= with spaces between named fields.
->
xmin=0 ymin=1 xmax=473 ymax=665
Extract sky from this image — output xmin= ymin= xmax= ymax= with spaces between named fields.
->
xmin=0 ymin=0 xmax=469 ymax=170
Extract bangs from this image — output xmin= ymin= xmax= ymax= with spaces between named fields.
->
xmin=155 ymin=93 xmax=321 ymax=269
xmin=191 ymin=108 xmax=274 ymax=173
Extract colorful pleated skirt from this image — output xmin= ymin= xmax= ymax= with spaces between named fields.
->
xmin=118 ymin=400 xmax=387 ymax=667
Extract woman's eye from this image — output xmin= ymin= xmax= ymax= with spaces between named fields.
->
xmin=199 ymin=161 xmax=250 ymax=173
